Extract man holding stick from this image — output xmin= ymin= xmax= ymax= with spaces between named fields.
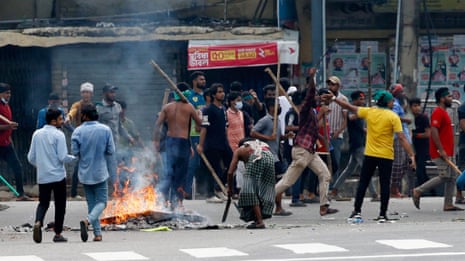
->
xmin=0 ymin=83 xmax=30 ymax=201
xmin=412 ymin=87 xmax=463 ymax=211
xmin=274 ymin=69 xmax=338 ymax=216
xmin=196 ymin=83 xmax=232 ymax=203
xmin=154 ymin=86 xmax=202 ymax=210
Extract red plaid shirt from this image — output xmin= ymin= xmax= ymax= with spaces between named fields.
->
xmin=294 ymin=78 xmax=319 ymax=153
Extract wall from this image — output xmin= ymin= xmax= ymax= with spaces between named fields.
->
xmin=51 ymin=41 xmax=182 ymax=140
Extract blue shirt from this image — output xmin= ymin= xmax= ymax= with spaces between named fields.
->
xmin=36 ymin=106 xmax=66 ymax=129
xmin=27 ymin=125 xmax=76 ymax=184
xmin=392 ymin=98 xmax=412 ymax=143
xmin=71 ymin=121 xmax=115 ymax=185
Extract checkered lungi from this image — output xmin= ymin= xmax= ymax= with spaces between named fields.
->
xmin=391 ymin=138 xmax=410 ymax=188
xmin=238 ymin=150 xmax=276 ymax=222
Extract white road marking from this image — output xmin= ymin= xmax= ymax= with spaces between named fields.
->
xmin=274 ymin=243 xmax=348 ymax=254
xmin=376 ymin=239 xmax=451 ymax=250
xmin=0 ymin=256 xmax=44 ymax=261
xmin=180 ymin=247 xmax=248 ymax=258
xmin=243 ymin=251 xmax=465 ymax=261
xmin=84 ymin=251 xmax=149 ymax=261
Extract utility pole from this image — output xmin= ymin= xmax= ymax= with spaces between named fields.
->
xmin=399 ymin=0 xmax=419 ymax=98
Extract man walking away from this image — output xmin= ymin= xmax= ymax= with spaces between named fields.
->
xmin=28 ymin=109 xmax=76 ymax=243
xmin=72 ymin=104 xmax=115 ymax=242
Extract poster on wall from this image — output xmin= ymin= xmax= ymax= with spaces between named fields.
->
xmin=417 ymin=35 xmax=465 ymax=101
xmin=328 ymin=53 xmax=386 ymax=96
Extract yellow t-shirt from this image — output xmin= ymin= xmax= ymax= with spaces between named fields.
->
xmin=357 ymin=106 xmax=402 ymax=160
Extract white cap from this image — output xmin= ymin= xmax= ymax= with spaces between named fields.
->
xmin=287 ymin=86 xmax=298 ymax=95
xmin=80 ymin=82 xmax=94 ymax=92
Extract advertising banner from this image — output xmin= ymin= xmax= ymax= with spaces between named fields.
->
xmin=188 ymin=42 xmax=279 ymax=70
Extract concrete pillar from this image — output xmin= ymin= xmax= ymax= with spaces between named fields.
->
xmin=399 ymin=0 xmax=419 ymax=98
xmin=311 ymin=0 xmax=324 ymax=85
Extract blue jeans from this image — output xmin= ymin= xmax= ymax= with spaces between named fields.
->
xmin=185 ymin=136 xmax=200 ymax=196
xmin=158 ymin=137 xmax=190 ymax=207
xmin=83 ymin=181 xmax=108 ymax=236
xmin=330 ymin=137 xmax=343 ymax=169
xmin=333 ymin=147 xmax=376 ymax=195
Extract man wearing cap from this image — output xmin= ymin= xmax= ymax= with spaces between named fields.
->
xmin=412 ymin=87 xmax=463 ymax=211
xmin=96 ymin=84 xmax=134 ymax=193
xmin=36 ymin=92 xmax=67 ymax=129
xmin=66 ymin=82 xmax=95 ymax=199
xmin=326 ymin=76 xmax=348 ymax=182
xmin=323 ymin=89 xmax=416 ymax=221
xmin=0 ymin=83 xmax=30 ymax=201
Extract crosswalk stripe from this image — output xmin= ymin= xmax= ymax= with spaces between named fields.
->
xmin=84 ymin=251 xmax=149 ymax=261
xmin=0 ymin=256 xmax=44 ymax=261
xmin=180 ymin=247 xmax=248 ymax=258
xmin=376 ymin=239 xmax=452 ymax=250
xmin=274 ymin=243 xmax=348 ymax=254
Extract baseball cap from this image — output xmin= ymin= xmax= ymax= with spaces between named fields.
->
xmin=326 ymin=76 xmax=341 ymax=86
xmin=102 ymin=84 xmax=118 ymax=93
xmin=80 ymin=82 xmax=94 ymax=92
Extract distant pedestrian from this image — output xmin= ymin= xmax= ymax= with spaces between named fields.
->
xmin=28 ymin=108 xmax=76 ymax=243
xmin=0 ymin=83 xmax=30 ymax=201
xmin=72 ymin=104 xmax=115 ymax=242
xmin=36 ymin=92 xmax=67 ymax=129
xmin=66 ymin=82 xmax=95 ymax=199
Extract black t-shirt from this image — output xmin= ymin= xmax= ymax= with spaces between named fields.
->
xmin=201 ymin=104 xmax=229 ymax=150
xmin=413 ymin=113 xmax=430 ymax=155
xmin=347 ymin=112 xmax=365 ymax=152
xmin=458 ymin=103 xmax=465 ymax=145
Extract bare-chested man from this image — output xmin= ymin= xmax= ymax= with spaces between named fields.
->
xmin=153 ymin=95 xmax=202 ymax=210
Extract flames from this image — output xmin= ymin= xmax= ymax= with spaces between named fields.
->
xmin=101 ymin=153 xmax=162 ymax=225
xmin=101 ymin=183 xmax=162 ymax=225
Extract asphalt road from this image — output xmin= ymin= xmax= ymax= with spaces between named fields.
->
xmin=1 ymin=197 xmax=465 ymax=261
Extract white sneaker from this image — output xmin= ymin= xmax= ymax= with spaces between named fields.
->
xmin=206 ymin=196 xmax=223 ymax=203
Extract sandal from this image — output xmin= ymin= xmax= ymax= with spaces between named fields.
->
xmin=80 ymin=220 xmax=89 ymax=242
xmin=93 ymin=235 xmax=102 ymax=241
xmin=273 ymin=210 xmax=292 ymax=216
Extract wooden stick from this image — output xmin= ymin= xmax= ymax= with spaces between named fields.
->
xmin=199 ymin=151 xmax=228 ymax=195
xmin=367 ymin=47 xmax=372 ymax=107
xmin=272 ymin=64 xmax=280 ymax=136
xmin=150 ymin=60 xmax=188 ymax=103
xmin=161 ymin=88 xmax=171 ymax=106
xmin=321 ymin=111 xmax=333 ymax=175
xmin=264 ymin=67 xmax=299 ymax=113
xmin=0 ymin=114 xmax=12 ymax=125
xmin=444 ymin=157 xmax=462 ymax=175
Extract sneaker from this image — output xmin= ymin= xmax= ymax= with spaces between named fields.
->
xmin=206 ymin=196 xmax=223 ymax=203
xmin=374 ymin=215 xmax=389 ymax=223
xmin=53 ymin=235 xmax=68 ymax=242
xmin=33 ymin=221 xmax=42 ymax=243
xmin=349 ymin=211 xmax=361 ymax=219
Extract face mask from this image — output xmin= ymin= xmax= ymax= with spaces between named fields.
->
xmin=235 ymin=101 xmax=243 ymax=110
xmin=1 ymin=98 xmax=7 ymax=104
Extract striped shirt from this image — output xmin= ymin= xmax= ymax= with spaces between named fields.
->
xmin=328 ymin=92 xmax=348 ymax=138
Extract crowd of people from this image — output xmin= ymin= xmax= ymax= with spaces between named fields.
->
xmin=2 ymin=64 xmax=465 ymax=242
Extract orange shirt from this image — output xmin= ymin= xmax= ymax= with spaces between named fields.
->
xmin=226 ymin=108 xmax=245 ymax=151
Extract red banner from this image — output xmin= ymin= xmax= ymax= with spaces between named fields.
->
xmin=188 ymin=42 xmax=278 ymax=70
